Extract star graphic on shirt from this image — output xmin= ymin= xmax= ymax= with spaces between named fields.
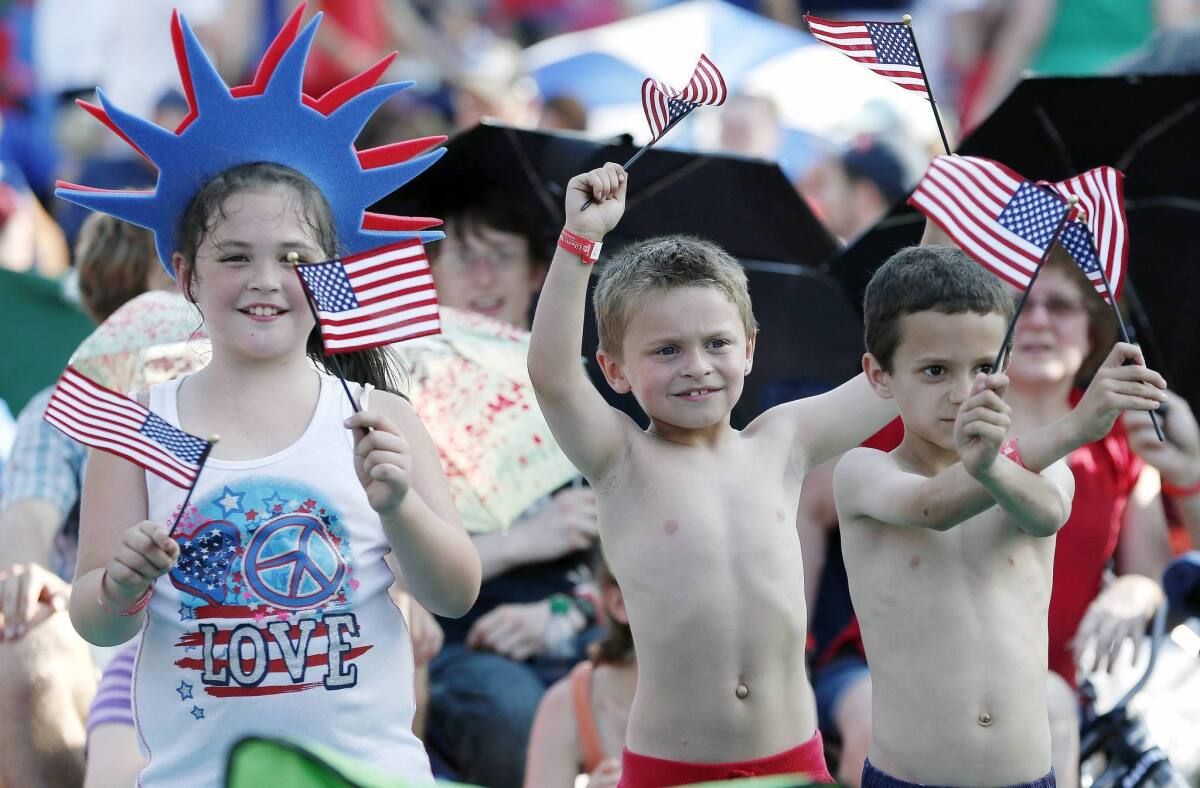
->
xmin=176 ymin=681 xmax=194 ymax=701
xmin=261 ymin=491 xmax=287 ymax=514
xmin=190 ymin=706 xmax=205 ymax=720
xmin=178 ymin=604 xmax=195 ymax=621
xmin=212 ymin=486 xmax=246 ymax=518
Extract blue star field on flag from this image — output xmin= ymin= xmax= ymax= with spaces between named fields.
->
xmin=997 ymin=183 xmax=1067 ymax=251
xmin=865 ymin=22 xmax=920 ymax=67
xmin=139 ymin=412 xmax=209 ymax=464
xmin=297 ymin=261 xmax=359 ymax=312
xmin=1059 ymin=222 xmax=1100 ymax=274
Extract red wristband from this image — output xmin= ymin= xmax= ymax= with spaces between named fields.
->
xmin=97 ymin=570 xmax=154 ymax=616
xmin=558 ymin=228 xmax=603 ymax=265
xmin=1000 ymin=438 xmax=1026 ymax=469
xmin=1162 ymin=477 xmax=1200 ymax=499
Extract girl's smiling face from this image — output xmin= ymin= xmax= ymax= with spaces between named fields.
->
xmin=177 ymin=186 xmax=321 ymax=364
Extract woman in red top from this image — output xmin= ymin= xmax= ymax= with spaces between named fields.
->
xmin=1004 ymin=250 xmax=1174 ymax=787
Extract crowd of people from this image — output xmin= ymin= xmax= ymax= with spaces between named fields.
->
xmin=2 ymin=2 xmax=1200 ymax=788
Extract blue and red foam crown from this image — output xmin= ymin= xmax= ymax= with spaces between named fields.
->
xmin=55 ymin=4 xmax=445 ymax=279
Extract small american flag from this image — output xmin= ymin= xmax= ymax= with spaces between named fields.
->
xmin=641 ymin=54 xmax=727 ymax=142
xmin=1046 ymin=166 xmax=1127 ymax=303
xmin=295 ymin=240 xmax=440 ymax=354
xmin=44 ymin=367 xmax=210 ymax=488
xmin=804 ymin=15 xmax=928 ymax=96
xmin=908 ymin=155 xmax=1072 ymax=289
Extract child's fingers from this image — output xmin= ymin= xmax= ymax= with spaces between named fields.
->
xmin=136 ymin=520 xmax=177 ymax=553
xmin=354 ymin=427 xmax=409 ymax=461
xmin=960 ymin=406 xmax=1010 ymax=429
xmin=123 ymin=530 xmax=176 ymax=574
xmin=345 ymin=409 xmax=403 ymax=438
xmin=963 ymin=389 xmax=1010 ymax=416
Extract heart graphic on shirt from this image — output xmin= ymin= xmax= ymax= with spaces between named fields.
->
xmin=169 ymin=520 xmax=241 ymax=606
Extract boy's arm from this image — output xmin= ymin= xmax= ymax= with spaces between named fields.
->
xmin=835 ymin=373 xmax=1070 ymax=534
xmin=761 ymin=372 xmax=897 ymax=474
xmin=528 ymin=164 xmax=633 ymax=481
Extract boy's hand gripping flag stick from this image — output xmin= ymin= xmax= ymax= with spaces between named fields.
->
xmin=581 ymin=54 xmax=727 ymax=211
xmin=1067 ymin=211 xmax=1165 ymax=442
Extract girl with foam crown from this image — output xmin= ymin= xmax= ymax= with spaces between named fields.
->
xmin=59 ymin=7 xmax=479 ymax=785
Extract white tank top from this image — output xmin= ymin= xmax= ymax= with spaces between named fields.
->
xmin=134 ymin=372 xmax=431 ymax=786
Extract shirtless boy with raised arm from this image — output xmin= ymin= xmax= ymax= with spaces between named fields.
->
xmin=527 ymin=164 xmax=1142 ymax=787
xmin=834 ymin=246 xmax=1166 ymax=787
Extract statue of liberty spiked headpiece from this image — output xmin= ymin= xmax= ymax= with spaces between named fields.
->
xmin=55 ymin=4 xmax=445 ymax=279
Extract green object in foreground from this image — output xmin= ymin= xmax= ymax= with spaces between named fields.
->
xmin=0 ymin=269 xmax=93 ymax=414
xmin=224 ymin=737 xmax=477 ymax=788
xmin=224 ymin=737 xmax=836 ymax=788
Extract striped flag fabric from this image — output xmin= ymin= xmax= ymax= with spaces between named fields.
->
xmin=44 ymin=367 xmax=210 ymax=488
xmin=1046 ymin=167 xmax=1128 ymax=303
xmin=908 ymin=155 xmax=1072 ymax=289
xmin=804 ymin=15 xmax=928 ymax=96
xmin=641 ymin=54 xmax=727 ymax=142
xmin=295 ymin=239 xmax=440 ymax=354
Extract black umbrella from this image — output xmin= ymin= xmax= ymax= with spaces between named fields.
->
xmin=379 ymin=121 xmax=838 ymax=267
xmin=824 ymin=73 xmax=1200 ymax=406
xmin=379 ymin=122 xmax=860 ymax=424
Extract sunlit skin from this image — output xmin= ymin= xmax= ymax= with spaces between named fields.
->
xmin=597 ymin=286 xmax=755 ymax=446
xmin=838 ymin=309 xmax=1076 ymax=784
xmin=529 ymin=162 xmax=899 ymax=767
xmin=431 ymin=225 xmax=545 ymax=329
xmin=173 ymin=188 xmax=319 ymax=369
xmin=872 ymin=310 xmax=1008 ymax=469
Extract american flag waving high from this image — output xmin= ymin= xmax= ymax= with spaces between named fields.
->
xmin=804 ymin=15 xmax=928 ymax=96
xmin=44 ymin=367 xmax=211 ymax=488
xmin=295 ymin=239 xmax=440 ymax=354
xmin=641 ymin=54 xmax=727 ymax=142
xmin=908 ymin=155 xmax=1072 ymax=289
xmin=1046 ymin=167 xmax=1128 ymax=303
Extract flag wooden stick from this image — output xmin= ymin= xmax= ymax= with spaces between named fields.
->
xmin=903 ymin=15 xmax=952 ymax=156
xmin=291 ymin=252 xmax=361 ymax=414
xmin=579 ymin=107 xmax=696 ymax=211
xmin=168 ymin=435 xmax=218 ymax=538
xmin=1074 ymin=214 xmax=1165 ymax=442
xmin=992 ymin=196 xmax=1077 ymax=372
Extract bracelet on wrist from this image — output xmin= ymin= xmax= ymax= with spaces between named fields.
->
xmin=1000 ymin=438 xmax=1027 ymax=469
xmin=558 ymin=228 xmax=603 ymax=265
xmin=1162 ymin=476 xmax=1200 ymax=499
xmin=97 ymin=570 xmax=154 ymax=617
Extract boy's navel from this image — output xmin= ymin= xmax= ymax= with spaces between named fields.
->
xmin=735 ymin=682 xmax=749 ymax=699
xmin=664 ymin=519 xmax=680 ymax=535
xmin=977 ymin=711 xmax=993 ymax=726
xmin=909 ymin=555 xmax=920 ymax=569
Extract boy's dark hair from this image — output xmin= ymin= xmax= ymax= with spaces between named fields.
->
xmin=593 ymin=235 xmax=757 ymax=358
xmin=864 ymin=245 xmax=1014 ymax=372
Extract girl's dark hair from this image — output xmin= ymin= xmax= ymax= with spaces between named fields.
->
xmin=177 ymin=162 xmax=405 ymax=394
xmin=589 ymin=553 xmax=634 ymax=665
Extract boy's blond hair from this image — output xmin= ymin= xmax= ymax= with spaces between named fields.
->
xmin=593 ymin=235 xmax=758 ymax=357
